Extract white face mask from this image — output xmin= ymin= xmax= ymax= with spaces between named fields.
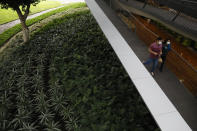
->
xmin=167 ymin=41 xmax=170 ymax=44
xmin=158 ymin=41 xmax=162 ymax=45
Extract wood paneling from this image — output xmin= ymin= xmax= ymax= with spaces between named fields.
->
xmin=118 ymin=13 xmax=197 ymax=96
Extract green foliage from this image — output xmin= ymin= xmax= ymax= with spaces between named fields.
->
xmin=194 ymin=42 xmax=197 ymax=50
xmin=0 ymin=2 xmax=86 ymax=48
xmin=182 ymin=39 xmax=191 ymax=47
xmin=0 ymin=0 xmax=40 ymax=10
xmin=0 ymin=9 xmax=159 ymax=130
xmin=175 ymin=35 xmax=183 ymax=43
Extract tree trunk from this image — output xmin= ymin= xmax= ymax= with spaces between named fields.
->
xmin=16 ymin=5 xmax=30 ymax=43
xmin=21 ymin=20 xmax=29 ymax=43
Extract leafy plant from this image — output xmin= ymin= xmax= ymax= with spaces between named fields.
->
xmin=18 ymin=122 xmax=38 ymax=131
xmin=39 ymin=111 xmax=54 ymax=125
xmin=182 ymin=39 xmax=191 ymax=46
xmin=175 ymin=35 xmax=183 ymax=43
xmin=44 ymin=121 xmax=61 ymax=131
xmin=195 ymin=42 xmax=197 ymax=50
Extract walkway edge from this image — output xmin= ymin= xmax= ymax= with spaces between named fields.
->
xmin=85 ymin=0 xmax=192 ymax=130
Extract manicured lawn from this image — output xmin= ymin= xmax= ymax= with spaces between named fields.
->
xmin=0 ymin=0 xmax=62 ymax=25
xmin=0 ymin=3 xmax=86 ymax=48
xmin=0 ymin=8 xmax=159 ymax=130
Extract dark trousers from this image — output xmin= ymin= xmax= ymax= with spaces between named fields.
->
xmin=159 ymin=55 xmax=166 ymax=71
xmin=144 ymin=57 xmax=158 ymax=73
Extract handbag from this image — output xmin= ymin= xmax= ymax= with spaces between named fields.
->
xmin=158 ymin=57 xmax=163 ymax=63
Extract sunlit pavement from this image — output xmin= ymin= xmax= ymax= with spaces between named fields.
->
xmin=55 ymin=0 xmax=85 ymax=4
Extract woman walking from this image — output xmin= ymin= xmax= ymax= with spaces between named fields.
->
xmin=159 ymin=39 xmax=171 ymax=72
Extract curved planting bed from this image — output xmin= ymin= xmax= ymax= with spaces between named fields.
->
xmin=0 ymin=10 xmax=159 ymax=130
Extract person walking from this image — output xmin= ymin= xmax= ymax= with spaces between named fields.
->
xmin=143 ymin=37 xmax=163 ymax=76
xmin=159 ymin=39 xmax=171 ymax=72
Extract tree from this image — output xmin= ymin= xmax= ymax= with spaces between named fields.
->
xmin=0 ymin=0 xmax=41 ymax=42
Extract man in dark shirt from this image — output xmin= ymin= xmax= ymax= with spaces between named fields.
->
xmin=159 ymin=39 xmax=171 ymax=72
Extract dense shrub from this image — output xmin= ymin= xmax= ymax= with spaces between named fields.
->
xmin=0 ymin=9 xmax=159 ymax=130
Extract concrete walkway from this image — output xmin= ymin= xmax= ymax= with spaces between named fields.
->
xmin=96 ymin=0 xmax=197 ymax=130
xmin=0 ymin=0 xmax=84 ymax=34
xmin=114 ymin=0 xmax=197 ymax=41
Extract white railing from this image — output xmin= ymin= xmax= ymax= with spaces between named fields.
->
xmin=85 ymin=0 xmax=192 ymax=130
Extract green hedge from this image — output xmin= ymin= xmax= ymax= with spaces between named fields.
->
xmin=0 ymin=10 xmax=159 ymax=130
xmin=0 ymin=2 xmax=86 ymax=48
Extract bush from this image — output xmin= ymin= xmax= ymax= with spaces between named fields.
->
xmin=182 ymin=39 xmax=191 ymax=47
xmin=194 ymin=42 xmax=197 ymax=50
xmin=175 ymin=35 xmax=183 ymax=43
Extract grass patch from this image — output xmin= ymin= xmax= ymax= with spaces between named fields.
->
xmin=0 ymin=9 xmax=159 ymax=130
xmin=0 ymin=2 xmax=86 ymax=48
xmin=0 ymin=0 xmax=62 ymax=25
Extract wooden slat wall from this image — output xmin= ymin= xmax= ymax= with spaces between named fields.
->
xmin=119 ymin=13 xmax=197 ymax=96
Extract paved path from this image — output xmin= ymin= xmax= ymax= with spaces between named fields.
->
xmin=58 ymin=0 xmax=84 ymax=4
xmin=0 ymin=0 xmax=84 ymax=34
xmin=96 ymin=0 xmax=197 ymax=130
xmin=114 ymin=0 xmax=197 ymax=41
